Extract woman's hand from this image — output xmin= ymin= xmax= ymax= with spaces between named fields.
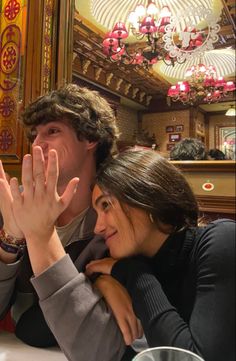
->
xmin=94 ymin=274 xmax=143 ymax=345
xmin=86 ymin=257 xmax=143 ymax=344
xmin=0 ymin=160 xmax=24 ymax=238
xmin=86 ymin=257 xmax=117 ymax=276
xmin=9 ymin=146 xmax=80 ymax=242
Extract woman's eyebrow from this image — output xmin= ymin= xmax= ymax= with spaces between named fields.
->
xmin=94 ymin=194 xmax=106 ymax=206
xmin=94 ymin=193 xmax=112 ymax=207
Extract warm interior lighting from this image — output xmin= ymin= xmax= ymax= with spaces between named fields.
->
xmin=167 ymin=63 xmax=236 ymax=105
xmin=101 ymin=1 xmax=222 ymax=69
xmin=101 ymin=1 xmax=207 ymax=68
xmin=225 ymin=105 xmax=236 ymax=116
xmin=102 ymin=1 xmax=175 ymax=68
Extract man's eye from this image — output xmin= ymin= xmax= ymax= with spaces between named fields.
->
xmin=48 ymin=128 xmax=60 ymax=135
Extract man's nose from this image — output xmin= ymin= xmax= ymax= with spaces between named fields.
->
xmin=32 ymin=134 xmax=47 ymax=150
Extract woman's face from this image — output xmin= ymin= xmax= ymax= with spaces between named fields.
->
xmin=92 ymin=184 xmax=158 ymax=259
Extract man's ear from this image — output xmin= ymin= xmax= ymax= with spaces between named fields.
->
xmin=86 ymin=141 xmax=98 ymax=150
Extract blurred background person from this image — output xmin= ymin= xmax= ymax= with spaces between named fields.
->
xmin=170 ymin=138 xmax=207 ymax=160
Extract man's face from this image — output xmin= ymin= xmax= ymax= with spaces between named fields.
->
xmin=31 ymin=121 xmax=93 ymax=186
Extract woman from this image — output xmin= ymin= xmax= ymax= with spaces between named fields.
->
xmin=86 ymin=149 xmax=235 ymax=361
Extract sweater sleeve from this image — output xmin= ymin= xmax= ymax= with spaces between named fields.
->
xmin=111 ymin=220 xmax=235 ymax=361
xmin=0 ymin=259 xmax=20 ymax=318
xmin=31 ymin=254 xmax=125 ymax=361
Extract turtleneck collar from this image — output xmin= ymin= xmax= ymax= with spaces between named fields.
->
xmin=150 ymin=227 xmax=197 ymax=274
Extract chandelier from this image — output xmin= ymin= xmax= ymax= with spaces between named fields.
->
xmin=101 ymin=1 xmax=221 ymax=69
xmin=102 ymin=2 xmax=193 ymax=68
xmin=167 ymin=63 xmax=236 ymax=105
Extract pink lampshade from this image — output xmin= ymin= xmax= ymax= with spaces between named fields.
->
xmin=203 ymin=77 xmax=216 ymax=87
xmin=224 ymin=81 xmax=236 ymax=91
xmin=149 ymin=57 xmax=158 ymax=64
xmin=213 ymin=90 xmax=221 ymax=98
xmin=102 ymin=32 xmax=119 ymax=48
xmin=139 ymin=16 xmax=157 ymax=34
xmin=131 ymin=52 xmax=144 ymax=65
xmin=111 ymin=47 xmax=125 ymax=61
xmin=168 ymin=85 xmax=179 ymax=96
xmin=112 ymin=22 xmax=128 ymax=39
xmin=179 ymin=81 xmax=190 ymax=92
xmin=215 ymin=77 xmax=226 ymax=87
xmin=157 ymin=6 xmax=171 ymax=31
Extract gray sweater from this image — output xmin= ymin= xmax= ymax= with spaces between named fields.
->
xmin=0 ymin=208 xmax=125 ymax=361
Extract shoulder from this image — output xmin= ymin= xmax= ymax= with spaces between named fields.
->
xmin=196 ymin=218 xmax=235 ymax=245
xmin=193 ymin=219 xmax=235 ymax=274
xmin=201 ymin=218 xmax=235 ymax=243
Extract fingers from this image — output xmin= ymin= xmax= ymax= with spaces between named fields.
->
xmin=128 ymin=314 xmax=143 ymax=343
xmin=60 ymin=177 xmax=80 ymax=211
xmin=46 ymin=149 xmax=58 ymax=195
xmin=10 ymin=177 xmax=22 ymax=206
xmin=113 ymin=302 xmax=140 ymax=346
xmin=21 ymin=154 xmax=33 ymax=199
xmin=86 ymin=258 xmax=116 ymax=276
xmin=33 ymin=146 xmax=46 ymax=194
xmin=0 ymin=160 xmax=7 ymax=181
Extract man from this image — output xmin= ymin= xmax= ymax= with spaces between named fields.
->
xmin=0 ymin=84 xmax=139 ymax=361
xmin=169 ymin=138 xmax=207 ymax=160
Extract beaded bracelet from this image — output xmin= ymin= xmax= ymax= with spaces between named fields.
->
xmin=0 ymin=240 xmax=20 ymax=254
xmin=0 ymin=228 xmax=26 ymax=246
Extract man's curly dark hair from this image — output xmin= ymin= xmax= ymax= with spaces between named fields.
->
xmin=21 ymin=84 xmax=119 ymax=169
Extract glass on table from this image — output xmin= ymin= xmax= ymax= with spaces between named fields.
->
xmin=132 ymin=347 xmax=205 ymax=361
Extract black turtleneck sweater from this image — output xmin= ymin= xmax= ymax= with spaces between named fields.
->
xmin=111 ymin=219 xmax=235 ymax=361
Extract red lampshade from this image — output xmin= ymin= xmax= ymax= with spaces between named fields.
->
xmin=112 ymin=22 xmax=128 ymax=39
xmin=139 ymin=16 xmax=157 ymax=34
xmin=102 ymin=32 xmax=119 ymax=49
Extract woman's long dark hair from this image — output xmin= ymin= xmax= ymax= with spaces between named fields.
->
xmin=96 ymin=149 xmax=199 ymax=231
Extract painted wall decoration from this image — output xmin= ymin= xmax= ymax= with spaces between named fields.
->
xmin=216 ymin=125 xmax=236 ymax=160
xmin=42 ymin=0 xmax=55 ymax=93
xmin=0 ymin=0 xmax=27 ymax=156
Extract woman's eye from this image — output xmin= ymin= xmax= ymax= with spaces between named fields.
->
xmin=101 ymin=200 xmax=111 ymax=211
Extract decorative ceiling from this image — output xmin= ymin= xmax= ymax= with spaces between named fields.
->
xmin=73 ymin=0 xmax=235 ymax=110
xmin=76 ymin=0 xmax=223 ymax=33
xmin=155 ymin=48 xmax=235 ymax=83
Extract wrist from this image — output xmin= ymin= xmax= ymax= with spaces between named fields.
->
xmin=0 ymin=246 xmax=19 ymax=263
xmin=0 ymin=228 xmax=26 ymax=247
xmin=0 ymin=229 xmax=26 ymax=258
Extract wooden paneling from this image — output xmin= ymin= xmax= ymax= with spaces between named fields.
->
xmin=171 ymin=160 xmax=236 ymax=215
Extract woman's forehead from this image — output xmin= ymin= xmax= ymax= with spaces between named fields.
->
xmin=92 ymin=185 xmax=111 ymax=205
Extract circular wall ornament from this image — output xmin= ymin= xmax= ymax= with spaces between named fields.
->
xmin=163 ymin=7 xmax=221 ymax=63
xmin=202 ymin=181 xmax=215 ymax=192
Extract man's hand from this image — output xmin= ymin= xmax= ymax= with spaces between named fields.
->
xmin=94 ymin=275 xmax=143 ymax=345
xmin=0 ymin=160 xmax=24 ymax=239
xmin=9 ymin=146 xmax=79 ymax=242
